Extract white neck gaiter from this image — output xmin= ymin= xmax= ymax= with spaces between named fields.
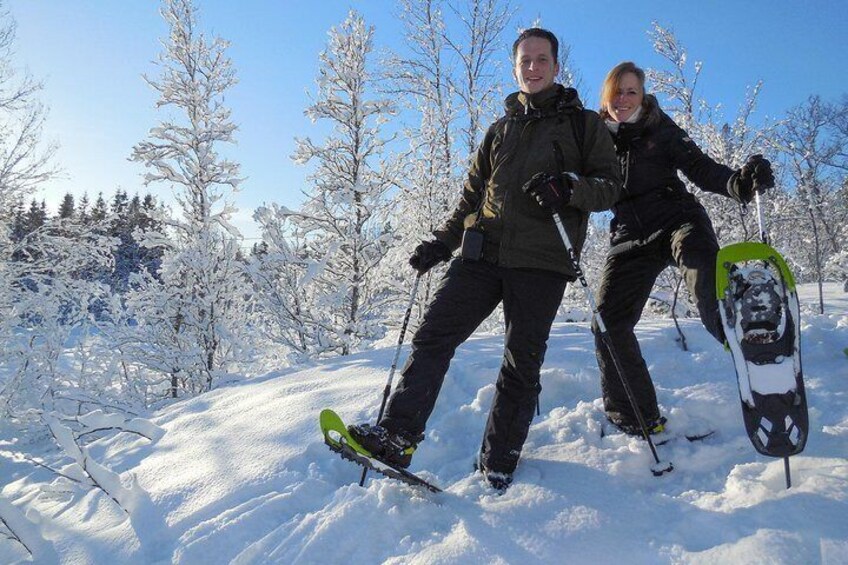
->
xmin=605 ymin=105 xmax=643 ymax=133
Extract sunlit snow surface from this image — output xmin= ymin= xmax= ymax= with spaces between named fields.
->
xmin=2 ymin=284 xmax=847 ymax=564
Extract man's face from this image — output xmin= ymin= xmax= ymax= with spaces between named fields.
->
xmin=514 ymin=36 xmax=558 ymax=95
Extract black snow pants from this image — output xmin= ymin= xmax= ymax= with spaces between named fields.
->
xmin=593 ymin=214 xmax=724 ymax=426
xmin=381 ymin=259 xmax=567 ymax=474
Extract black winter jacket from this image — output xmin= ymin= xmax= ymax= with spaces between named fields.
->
xmin=606 ymin=95 xmax=735 ymax=248
xmin=434 ymin=84 xmax=622 ymax=277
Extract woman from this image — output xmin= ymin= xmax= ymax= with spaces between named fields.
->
xmin=594 ymin=61 xmax=774 ymax=435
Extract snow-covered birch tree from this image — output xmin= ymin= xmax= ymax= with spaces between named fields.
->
xmin=249 ymin=204 xmax=335 ymax=361
xmin=0 ymin=7 xmax=123 ymax=434
xmin=380 ymin=0 xmax=459 ymax=320
xmin=647 ymin=22 xmax=773 ymax=242
xmin=770 ymin=95 xmax=848 ymax=305
xmin=127 ymin=0 xmax=251 ymax=395
xmin=287 ymin=10 xmax=399 ymax=356
xmin=444 ymin=0 xmax=513 ymax=159
xmin=0 ymin=5 xmax=58 ymax=221
xmin=378 ymin=0 xmax=512 ymax=331
xmin=0 ymin=4 xmax=59 ymax=339
xmin=0 ymin=222 xmax=115 ymax=429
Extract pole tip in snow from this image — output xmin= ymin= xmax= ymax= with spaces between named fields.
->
xmin=650 ymin=460 xmax=674 ymax=477
xmin=784 ymin=456 xmax=792 ymax=490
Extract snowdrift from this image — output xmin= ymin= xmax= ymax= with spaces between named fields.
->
xmin=2 ymin=284 xmax=847 ymax=564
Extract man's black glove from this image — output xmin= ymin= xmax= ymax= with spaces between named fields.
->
xmin=522 ymin=172 xmax=573 ymax=209
xmin=729 ymin=154 xmax=774 ymax=203
xmin=409 ymin=239 xmax=451 ymax=274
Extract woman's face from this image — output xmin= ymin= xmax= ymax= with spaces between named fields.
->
xmin=608 ymin=72 xmax=644 ymax=123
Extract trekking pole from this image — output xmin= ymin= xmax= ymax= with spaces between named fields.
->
xmin=551 ymin=211 xmax=673 ymax=476
xmin=754 ymin=188 xmax=770 ymax=246
xmin=359 ymin=272 xmax=423 ymax=487
xmin=754 ymin=178 xmax=795 ymax=489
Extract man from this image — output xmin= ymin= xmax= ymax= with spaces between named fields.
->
xmin=349 ymin=28 xmax=622 ymax=491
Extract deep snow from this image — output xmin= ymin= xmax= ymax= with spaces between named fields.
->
xmin=2 ymin=283 xmax=847 ymax=564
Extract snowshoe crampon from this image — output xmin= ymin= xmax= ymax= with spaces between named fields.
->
xmin=716 ymin=242 xmax=808 ymax=457
xmin=319 ymin=409 xmax=442 ymax=493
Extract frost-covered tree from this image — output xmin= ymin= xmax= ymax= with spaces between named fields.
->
xmin=376 ymin=0 xmax=513 ymax=333
xmin=0 ymin=6 xmax=99 ymax=434
xmin=0 ymin=6 xmax=142 ymax=457
xmin=0 ymin=5 xmax=57 ymax=223
xmin=379 ymin=0 xmax=460 ymax=320
xmin=0 ymin=220 xmax=116 ymax=428
xmin=770 ymin=95 xmax=848 ymax=307
xmin=288 ymin=10 xmax=399 ymax=356
xmin=250 ymin=204 xmax=333 ymax=361
xmin=127 ymin=0 xmax=250 ymax=395
xmin=444 ymin=0 xmax=513 ymax=158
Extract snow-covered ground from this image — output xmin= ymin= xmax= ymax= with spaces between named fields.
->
xmin=2 ymin=283 xmax=847 ymax=564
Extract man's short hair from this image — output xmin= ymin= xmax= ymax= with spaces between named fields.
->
xmin=512 ymin=28 xmax=559 ymax=64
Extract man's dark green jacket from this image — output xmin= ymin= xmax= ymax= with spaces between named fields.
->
xmin=433 ymin=84 xmax=622 ymax=277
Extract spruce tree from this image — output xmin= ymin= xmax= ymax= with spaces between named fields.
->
xmin=57 ymin=193 xmax=75 ymax=220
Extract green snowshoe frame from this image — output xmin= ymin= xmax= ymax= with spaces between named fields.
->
xmin=715 ymin=242 xmax=796 ymax=298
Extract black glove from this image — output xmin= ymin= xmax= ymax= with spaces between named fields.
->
xmin=409 ymin=239 xmax=451 ymax=274
xmin=521 ymin=172 xmax=573 ymax=209
xmin=729 ymin=154 xmax=774 ymax=203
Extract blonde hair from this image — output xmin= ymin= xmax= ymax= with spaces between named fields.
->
xmin=600 ymin=61 xmax=647 ymax=119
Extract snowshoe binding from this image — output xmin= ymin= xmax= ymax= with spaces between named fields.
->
xmin=606 ymin=415 xmax=668 ymax=438
xmin=346 ymin=422 xmax=418 ymax=469
xmin=319 ymin=409 xmax=441 ymax=492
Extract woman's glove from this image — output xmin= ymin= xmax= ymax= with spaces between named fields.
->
xmin=729 ymin=154 xmax=774 ymax=203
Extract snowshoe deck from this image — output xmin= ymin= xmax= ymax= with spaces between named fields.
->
xmin=320 ymin=409 xmax=442 ymax=493
xmin=716 ymin=242 xmax=808 ymax=458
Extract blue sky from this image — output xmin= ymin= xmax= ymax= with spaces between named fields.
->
xmin=9 ymin=0 xmax=847 ymax=240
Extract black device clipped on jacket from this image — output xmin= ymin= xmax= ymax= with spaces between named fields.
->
xmin=460 ymin=226 xmax=485 ymax=261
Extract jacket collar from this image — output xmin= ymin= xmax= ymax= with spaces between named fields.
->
xmin=504 ymin=84 xmax=582 ymax=118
